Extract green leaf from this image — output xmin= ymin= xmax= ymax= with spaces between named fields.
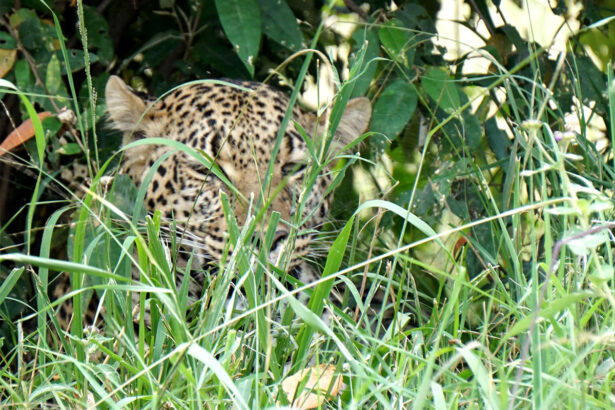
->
xmin=378 ymin=20 xmax=412 ymax=66
xmin=370 ymin=79 xmax=417 ymax=143
xmin=0 ymin=267 xmax=24 ymax=305
xmin=485 ymin=117 xmax=510 ymax=160
xmin=456 ymin=345 xmax=499 ymax=409
xmin=546 ymin=206 xmax=580 ymax=216
xmin=108 ymin=174 xmax=139 ymax=217
xmin=355 ymin=199 xmax=449 ymax=250
xmin=215 ymin=0 xmax=261 ymax=77
xmin=461 ymin=108 xmax=482 ymax=151
xmin=567 ymin=229 xmax=609 ymax=256
xmin=292 ymin=214 xmax=356 ymax=369
xmin=38 ymin=50 xmax=100 ymax=74
xmin=0 ymin=0 xmax=13 ymax=14
xmin=84 ymin=5 xmax=113 ymax=63
xmin=257 ymin=0 xmax=302 ymax=51
xmin=422 ymin=66 xmax=460 ymax=113
xmin=61 ymin=49 xmax=99 ymax=74
xmin=505 ymin=292 xmax=594 ymax=338
xmin=14 ymin=59 xmax=33 ymax=90
xmin=9 ymin=8 xmax=36 ymax=27
xmin=194 ymin=36 xmax=249 ymax=79
xmin=589 ymin=264 xmax=614 ymax=285
xmin=589 ymin=199 xmax=614 ymax=214
xmin=351 ymin=28 xmax=380 ymax=98
xmin=0 ymin=32 xmax=16 ymax=49
xmin=18 ymin=13 xmax=43 ymax=50
xmin=431 ymin=382 xmax=446 ymax=410
xmin=42 ymin=116 xmax=62 ymax=142
xmin=0 ymin=253 xmax=115 ymax=278
xmin=56 ymin=143 xmax=82 ymax=155
xmin=45 ymin=53 xmax=61 ymax=95
xmin=184 ymin=343 xmax=249 ymax=410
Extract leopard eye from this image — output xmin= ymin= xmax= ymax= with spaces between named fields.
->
xmin=281 ymin=162 xmax=307 ymax=176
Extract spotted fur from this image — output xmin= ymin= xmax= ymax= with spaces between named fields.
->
xmin=107 ymin=76 xmax=369 ymax=283
xmin=54 ymin=77 xmax=371 ymax=327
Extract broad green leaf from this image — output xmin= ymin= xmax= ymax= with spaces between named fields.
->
xmin=370 ymin=79 xmax=417 ymax=142
xmin=0 ymin=48 xmax=16 ymax=78
xmin=37 ymin=50 xmax=100 ymax=75
xmin=45 ymin=53 xmax=61 ymax=95
xmin=257 ymin=0 xmax=302 ymax=51
xmin=422 ymin=66 xmax=460 ymax=113
xmin=9 ymin=8 xmax=37 ymax=27
xmin=567 ymin=229 xmax=609 ymax=256
xmin=14 ymin=59 xmax=33 ymax=90
xmin=17 ymin=12 xmax=44 ymax=50
xmin=0 ymin=32 xmax=16 ymax=49
xmin=589 ymin=264 xmax=614 ymax=285
xmin=461 ymin=107 xmax=482 ymax=151
xmin=576 ymin=56 xmax=605 ymax=110
xmin=61 ymin=49 xmax=99 ymax=74
xmin=84 ymin=5 xmax=113 ymax=63
xmin=19 ymin=14 xmax=57 ymax=52
xmin=194 ymin=36 xmax=249 ymax=79
xmin=215 ymin=0 xmax=261 ymax=77
xmin=378 ymin=20 xmax=412 ymax=66
xmin=588 ymin=199 xmax=613 ymax=214
xmin=42 ymin=116 xmax=62 ymax=141
xmin=485 ymin=117 xmax=510 ymax=160
xmin=56 ymin=142 xmax=82 ymax=155
xmin=108 ymin=174 xmax=139 ymax=217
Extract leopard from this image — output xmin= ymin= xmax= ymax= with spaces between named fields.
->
xmin=52 ymin=76 xmax=371 ymax=328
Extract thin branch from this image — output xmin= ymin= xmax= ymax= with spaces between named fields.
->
xmin=342 ymin=0 xmax=367 ymax=20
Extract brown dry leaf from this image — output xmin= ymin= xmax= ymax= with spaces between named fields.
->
xmin=0 ymin=48 xmax=17 ymax=78
xmin=280 ymin=364 xmax=343 ymax=409
xmin=0 ymin=111 xmax=52 ymax=157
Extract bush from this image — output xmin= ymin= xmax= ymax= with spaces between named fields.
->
xmin=1 ymin=0 xmax=615 ymax=407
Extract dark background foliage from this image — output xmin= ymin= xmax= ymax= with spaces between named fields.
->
xmin=0 ymin=0 xmax=614 ymax=354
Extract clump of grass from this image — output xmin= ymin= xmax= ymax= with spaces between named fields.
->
xmin=2 ymin=4 xmax=615 ymax=410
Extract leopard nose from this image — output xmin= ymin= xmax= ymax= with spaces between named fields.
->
xmin=272 ymin=230 xmax=288 ymax=248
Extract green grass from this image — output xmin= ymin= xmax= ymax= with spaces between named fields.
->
xmin=2 ymin=4 xmax=615 ymax=409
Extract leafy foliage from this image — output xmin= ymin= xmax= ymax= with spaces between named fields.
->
xmin=1 ymin=0 xmax=615 ymax=408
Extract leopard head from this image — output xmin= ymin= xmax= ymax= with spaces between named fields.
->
xmin=105 ymin=76 xmax=371 ymax=281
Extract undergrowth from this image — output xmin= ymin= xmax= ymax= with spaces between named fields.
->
xmin=1 ymin=1 xmax=615 ymax=408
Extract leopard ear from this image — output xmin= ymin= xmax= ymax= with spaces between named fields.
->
xmin=333 ymin=97 xmax=371 ymax=149
xmin=105 ymin=75 xmax=149 ymax=132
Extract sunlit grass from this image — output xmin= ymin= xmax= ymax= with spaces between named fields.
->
xmin=1 ymin=5 xmax=615 ymax=410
